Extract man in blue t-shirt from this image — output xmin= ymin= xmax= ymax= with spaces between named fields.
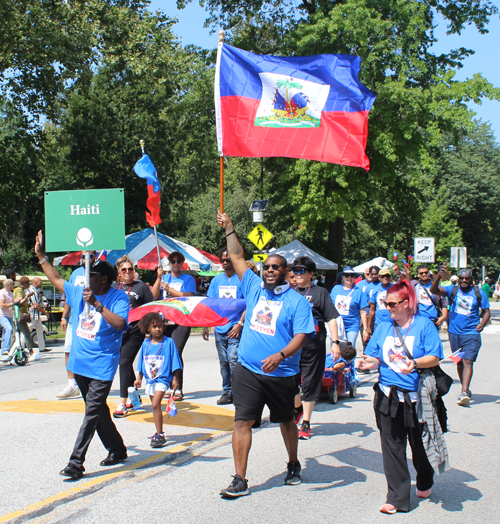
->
xmin=404 ymin=264 xmax=448 ymax=327
xmin=57 ymin=251 xmax=97 ymax=399
xmin=216 ymin=212 xmax=315 ymax=499
xmin=35 ymin=232 xmax=130 ymax=480
xmin=431 ymin=266 xmax=490 ymax=406
xmin=202 ymin=247 xmax=246 ymax=405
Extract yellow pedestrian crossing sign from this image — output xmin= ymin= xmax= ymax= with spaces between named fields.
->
xmin=248 ymin=225 xmax=273 ymax=249
xmin=253 ymin=253 xmax=269 ymax=263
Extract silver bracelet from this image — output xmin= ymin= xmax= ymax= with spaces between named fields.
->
xmin=38 ymin=256 xmax=49 ymax=265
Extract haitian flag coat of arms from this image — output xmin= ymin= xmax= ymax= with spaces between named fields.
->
xmin=215 ymin=43 xmax=376 ymax=170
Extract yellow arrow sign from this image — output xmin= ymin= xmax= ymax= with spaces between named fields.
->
xmin=248 ymin=224 xmax=273 ymax=249
xmin=253 ymin=253 xmax=269 ymax=262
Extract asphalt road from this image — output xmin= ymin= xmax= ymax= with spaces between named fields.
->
xmin=1 ymin=314 xmax=499 ymax=523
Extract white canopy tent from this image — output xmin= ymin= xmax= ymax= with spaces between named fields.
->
xmin=353 ymin=257 xmax=393 ymax=273
xmin=271 ymin=240 xmax=338 ymax=270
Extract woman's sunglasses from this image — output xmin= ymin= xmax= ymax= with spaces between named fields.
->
xmin=292 ymin=268 xmax=307 ymax=275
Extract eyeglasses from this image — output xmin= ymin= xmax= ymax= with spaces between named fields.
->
xmin=263 ymin=264 xmax=281 ymax=271
xmin=380 ymin=274 xmax=391 ymax=278
xmin=170 ymin=260 xmax=183 ymax=264
xmin=81 ymin=254 xmax=96 ymax=259
xmin=121 ymin=267 xmax=134 ymax=273
xmin=220 ymin=259 xmax=231 ymax=263
xmin=458 ymin=276 xmax=470 ymax=281
xmin=292 ymin=268 xmax=307 ymax=275
xmin=370 ymin=273 xmax=379 ymax=276
xmin=343 ymin=274 xmax=355 ymax=279
xmin=418 ymin=271 xmax=429 ymax=276
xmin=384 ymin=299 xmax=407 ymax=308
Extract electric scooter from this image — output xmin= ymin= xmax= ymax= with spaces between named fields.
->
xmin=0 ymin=305 xmax=30 ymax=366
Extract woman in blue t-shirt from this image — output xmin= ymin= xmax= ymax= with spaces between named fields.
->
xmin=330 ymin=266 xmax=369 ymax=347
xmin=152 ymin=251 xmax=196 ymax=401
xmin=359 ymin=280 xmax=444 ymax=515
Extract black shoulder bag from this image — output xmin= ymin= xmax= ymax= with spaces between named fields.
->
xmin=395 ymin=325 xmax=453 ymax=397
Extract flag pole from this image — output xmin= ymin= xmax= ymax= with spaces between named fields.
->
xmin=216 ymin=30 xmax=224 ymax=215
xmin=220 ymin=156 xmax=224 ymax=213
xmin=140 ymin=139 xmax=162 ymax=267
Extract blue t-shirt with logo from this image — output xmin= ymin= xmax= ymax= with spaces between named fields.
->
xmin=67 ymin=266 xmax=86 ymax=325
xmin=330 ymin=285 xmax=368 ymax=332
xmin=238 ymin=269 xmax=315 ymax=377
xmin=444 ymin=285 xmax=489 ymax=335
xmin=369 ymin=284 xmax=394 ymax=326
xmin=207 ymin=272 xmax=244 ymax=333
xmin=365 ymin=315 xmax=443 ymax=392
xmin=137 ymin=335 xmax=183 ymax=387
xmin=161 ymin=273 xmax=196 ymax=299
xmin=414 ymin=281 xmax=441 ymax=321
xmin=65 ymin=282 xmax=130 ymax=381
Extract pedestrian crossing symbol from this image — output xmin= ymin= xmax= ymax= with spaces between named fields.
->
xmin=248 ymin=225 xmax=273 ymax=249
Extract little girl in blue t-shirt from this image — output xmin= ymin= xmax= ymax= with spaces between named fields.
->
xmin=134 ymin=313 xmax=182 ymax=448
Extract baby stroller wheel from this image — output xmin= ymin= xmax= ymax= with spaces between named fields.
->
xmin=349 ymin=385 xmax=357 ymax=398
xmin=14 ymin=352 xmax=28 ymax=366
xmin=329 ymin=387 xmax=338 ymax=404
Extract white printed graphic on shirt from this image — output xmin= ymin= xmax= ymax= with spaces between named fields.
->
xmin=377 ymin=290 xmax=388 ymax=310
xmin=144 ymin=355 xmax=165 ymax=380
xmin=383 ymin=336 xmax=415 ymax=373
xmin=73 ymin=275 xmax=85 ymax=287
xmin=219 ymin=286 xmax=237 ymax=299
xmin=76 ymin=308 xmax=102 ymax=340
xmin=417 ymin=285 xmax=433 ymax=306
xmin=250 ymin=296 xmax=283 ymax=336
xmin=163 ymin=280 xmax=184 ymax=299
xmin=335 ymin=295 xmax=352 ymax=316
xmin=456 ymin=293 xmax=473 ymax=316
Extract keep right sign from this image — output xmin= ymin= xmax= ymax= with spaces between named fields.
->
xmin=414 ymin=237 xmax=435 ymax=263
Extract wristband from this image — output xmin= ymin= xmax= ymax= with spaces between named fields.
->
xmin=331 ymin=340 xmax=340 ymax=345
xmin=226 ymin=230 xmax=236 ymax=237
xmin=38 ymin=256 xmax=49 ymax=265
xmin=279 ymin=351 xmax=286 ymax=361
xmin=61 ymin=317 xmax=69 ymax=320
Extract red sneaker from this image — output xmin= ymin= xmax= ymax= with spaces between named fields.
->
xmin=298 ymin=422 xmax=311 ymax=440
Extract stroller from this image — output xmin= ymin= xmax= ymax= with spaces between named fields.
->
xmin=321 ymin=341 xmax=359 ymax=404
xmin=0 ymin=305 xmax=30 ymax=366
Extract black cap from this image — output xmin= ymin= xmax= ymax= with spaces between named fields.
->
xmin=92 ymin=261 xmax=117 ymax=284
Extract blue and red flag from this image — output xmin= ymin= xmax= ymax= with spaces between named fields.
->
xmin=165 ymin=395 xmax=177 ymax=416
xmin=215 ymin=43 xmax=376 ymax=170
xmin=134 ymin=154 xmax=161 ymax=227
xmin=446 ymin=350 xmax=465 ymax=364
xmin=128 ymin=297 xmax=247 ymax=327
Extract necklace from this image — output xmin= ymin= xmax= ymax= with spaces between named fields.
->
xmin=146 ymin=337 xmax=164 ymax=357
xmin=393 ymin=315 xmax=414 ymax=347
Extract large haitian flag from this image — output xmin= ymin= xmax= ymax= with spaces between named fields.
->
xmin=215 ymin=44 xmax=376 ymax=170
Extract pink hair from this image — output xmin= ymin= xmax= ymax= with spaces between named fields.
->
xmin=386 ymin=281 xmax=418 ymax=315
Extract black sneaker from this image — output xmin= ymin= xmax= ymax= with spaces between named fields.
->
xmin=284 ymin=460 xmax=301 ymax=485
xmin=150 ymin=433 xmax=167 ymax=448
xmin=217 ymin=392 xmax=233 ymax=405
xmin=220 ymin=474 xmax=249 ymax=498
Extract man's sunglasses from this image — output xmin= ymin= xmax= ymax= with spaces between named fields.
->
xmin=263 ymin=264 xmax=281 ymax=271
xmin=418 ymin=271 xmax=429 ymax=276
xmin=170 ymin=260 xmax=183 ymax=264
xmin=220 ymin=258 xmax=231 ymax=263
xmin=380 ymin=274 xmax=391 ymax=278
xmin=292 ymin=268 xmax=307 ymax=275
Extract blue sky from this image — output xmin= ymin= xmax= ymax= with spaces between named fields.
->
xmin=149 ymin=0 xmax=500 ymax=140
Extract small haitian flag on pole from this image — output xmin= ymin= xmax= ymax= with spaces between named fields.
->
xmin=214 ymin=43 xmax=376 ymax=170
xmin=134 ymin=154 xmax=161 ymax=227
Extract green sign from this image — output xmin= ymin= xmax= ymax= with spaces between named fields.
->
xmin=44 ymin=189 xmax=126 ymax=252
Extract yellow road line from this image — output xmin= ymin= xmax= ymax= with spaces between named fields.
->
xmin=0 ymin=431 xmax=225 ymax=524
xmin=0 ymin=399 xmax=235 ymax=432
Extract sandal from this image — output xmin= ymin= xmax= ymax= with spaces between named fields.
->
xmin=173 ymin=390 xmax=184 ymax=401
xmin=380 ymin=504 xmax=397 ymax=514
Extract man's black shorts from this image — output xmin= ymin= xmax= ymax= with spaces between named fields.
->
xmin=232 ymin=362 xmax=299 ymax=428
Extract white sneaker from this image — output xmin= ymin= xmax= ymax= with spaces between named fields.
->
xmin=57 ymin=384 xmax=81 ymax=399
